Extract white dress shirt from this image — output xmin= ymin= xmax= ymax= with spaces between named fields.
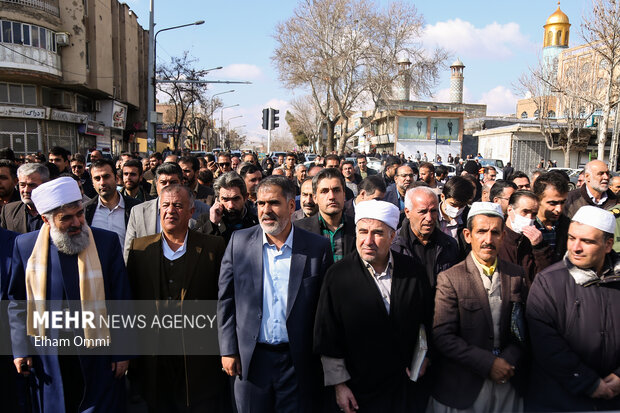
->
xmin=91 ymin=193 xmax=126 ymax=246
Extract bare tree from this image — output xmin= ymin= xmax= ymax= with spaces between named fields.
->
xmin=269 ymin=129 xmax=297 ymax=152
xmin=157 ymin=51 xmax=211 ymax=150
xmin=287 ymin=95 xmax=324 ymax=152
xmin=581 ymin=0 xmax=620 ymax=165
xmin=517 ymin=60 xmax=594 ymax=168
xmin=272 ymin=0 xmax=447 ymax=154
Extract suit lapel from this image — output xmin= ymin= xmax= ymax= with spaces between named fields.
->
xmin=250 ymin=227 xmax=264 ymax=308
xmin=465 ymin=255 xmax=494 ymax=333
xmin=147 ymin=233 xmax=163 ymax=299
xmin=146 ymin=199 xmax=158 ymax=234
xmin=19 ymin=204 xmax=28 ymax=234
xmin=286 ymin=228 xmax=306 ymax=318
xmin=498 ymin=263 xmax=512 ymax=342
xmin=182 ymin=231 xmax=201 ymax=299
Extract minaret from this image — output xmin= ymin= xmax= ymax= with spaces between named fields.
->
xmin=449 ymin=58 xmax=465 ymax=104
xmin=542 ymin=2 xmax=570 ymax=83
xmin=394 ymin=57 xmax=412 ymax=101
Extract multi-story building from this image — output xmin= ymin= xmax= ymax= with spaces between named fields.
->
xmin=0 ymin=0 xmax=148 ymax=157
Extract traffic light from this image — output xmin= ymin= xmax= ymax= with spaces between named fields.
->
xmin=270 ymin=108 xmax=279 ymax=130
xmin=262 ymin=108 xmax=269 ymax=130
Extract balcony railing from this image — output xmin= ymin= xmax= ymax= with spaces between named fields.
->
xmin=0 ymin=43 xmax=62 ymax=77
xmin=1 ymin=0 xmax=60 ymax=17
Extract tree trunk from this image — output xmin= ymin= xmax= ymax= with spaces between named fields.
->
xmin=326 ymin=120 xmax=335 ymax=152
xmin=597 ymin=103 xmax=611 ymax=161
xmin=564 ymin=143 xmax=571 ymax=168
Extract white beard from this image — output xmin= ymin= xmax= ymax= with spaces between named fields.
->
xmin=49 ymin=221 xmax=90 ymax=255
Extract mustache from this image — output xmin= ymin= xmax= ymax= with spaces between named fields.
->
xmin=480 ymin=243 xmax=495 ymax=250
xmin=260 ymin=213 xmax=277 ymax=221
xmin=302 ymin=202 xmax=316 ymax=208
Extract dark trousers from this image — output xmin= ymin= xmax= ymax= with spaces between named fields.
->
xmin=234 ymin=344 xmax=299 ymax=413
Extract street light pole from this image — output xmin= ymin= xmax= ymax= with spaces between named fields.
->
xmin=146 ymin=8 xmax=204 ymax=154
xmin=225 ymin=115 xmax=243 ymax=150
xmin=208 ymin=90 xmax=234 ymax=150
xmin=219 ymin=104 xmax=239 ymax=148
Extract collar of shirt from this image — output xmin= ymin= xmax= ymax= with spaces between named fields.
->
xmin=471 ymin=252 xmax=497 ymax=277
xmin=318 ymin=213 xmax=344 ymax=234
xmin=262 ymin=224 xmax=294 ymax=251
xmin=362 ymin=251 xmax=393 ymax=280
xmin=586 ymin=184 xmax=608 ymax=205
xmin=535 ymin=216 xmax=556 ymax=231
xmin=162 ymin=230 xmax=189 ymax=261
xmin=97 ymin=192 xmax=125 ymax=211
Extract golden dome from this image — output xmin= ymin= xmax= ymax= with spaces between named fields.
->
xmin=546 ymin=3 xmax=570 ymax=25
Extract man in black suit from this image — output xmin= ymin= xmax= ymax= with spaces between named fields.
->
xmin=84 ymin=158 xmax=141 ymax=247
xmin=0 ymin=163 xmax=49 ymax=233
xmin=294 ymin=168 xmax=356 ymax=262
xmin=354 ymin=154 xmax=377 ymax=179
xmin=315 ymin=200 xmax=433 ymax=411
xmin=218 ymin=176 xmax=333 ymax=413
xmin=179 ymin=155 xmax=215 ymax=206
xmin=70 ymin=153 xmax=96 ymax=198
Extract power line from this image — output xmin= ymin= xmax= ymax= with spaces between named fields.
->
xmin=0 ymin=42 xmax=115 ymax=79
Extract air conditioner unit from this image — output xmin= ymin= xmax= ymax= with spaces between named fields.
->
xmin=50 ymin=91 xmax=72 ymax=110
xmin=94 ymin=100 xmax=101 ymax=112
xmin=55 ymin=32 xmax=70 ymax=47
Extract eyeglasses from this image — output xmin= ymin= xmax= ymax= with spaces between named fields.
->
xmin=219 ymin=162 xmax=231 ymax=167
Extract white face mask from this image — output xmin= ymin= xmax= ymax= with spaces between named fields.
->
xmin=510 ymin=213 xmax=534 ymax=234
xmin=444 ymin=202 xmax=464 ymax=219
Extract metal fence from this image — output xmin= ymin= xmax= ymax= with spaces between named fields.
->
xmin=1 ymin=0 xmax=59 ymax=17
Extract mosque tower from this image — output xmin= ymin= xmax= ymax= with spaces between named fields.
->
xmin=394 ymin=57 xmax=412 ymax=101
xmin=449 ymin=58 xmax=465 ymax=104
xmin=542 ymin=2 xmax=570 ymax=82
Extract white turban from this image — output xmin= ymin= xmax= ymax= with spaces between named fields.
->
xmin=468 ymin=202 xmax=504 ymax=220
xmin=31 ymin=176 xmax=82 ymax=215
xmin=572 ymin=205 xmax=616 ymax=234
xmin=354 ymin=200 xmax=400 ymax=230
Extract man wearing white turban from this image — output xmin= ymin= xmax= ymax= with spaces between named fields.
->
xmin=525 ymin=205 xmax=620 ymax=411
xmin=7 ymin=177 xmax=131 ymax=413
xmin=314 ymin=200 xmax=433 ymax=412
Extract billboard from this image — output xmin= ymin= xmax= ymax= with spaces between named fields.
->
xmin=430 ymin=118 xmax=459 ymax=140
xmin=398 ymin=117 xmax=427 ymax=140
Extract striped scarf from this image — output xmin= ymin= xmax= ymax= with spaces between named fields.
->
xmin=25 ymin=223 xmax=109 ymax=348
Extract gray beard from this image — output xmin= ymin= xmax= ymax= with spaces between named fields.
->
xmin=49 ymin=222 xmax=90 ymax=255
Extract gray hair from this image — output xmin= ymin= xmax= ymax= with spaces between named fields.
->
xmin=159 ymin=184 xmax=196 ymax=205
xmin=404 ymin=186 xmax=438 ymax=210
xmin=17 ymin=163 xmax=50 ymax=182
xmin=214 ymin=172 xmax=247 ymax=198
xmin=294 ymin=163 xmax=307 ymax=173
xmin=256 ymin=175 xmax=296 ymax=201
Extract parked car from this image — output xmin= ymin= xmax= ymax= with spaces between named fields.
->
xmin=479 ymin=158 xmax=505 ymax=180
xmin=367 ymin=157 xmax=382 ymax=172
xmin=435 ymin=163 xmax=456 ymax=178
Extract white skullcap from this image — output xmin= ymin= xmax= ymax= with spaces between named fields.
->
xmin=572 ymin=205 xmax=616 ymax=234
xmin=355 ymin=200 xmax=400 ymax=230
xmin=31 ymin=176 xmax=82 ymax=215
xmin=468 ymin=202 xmax=504 ymax=220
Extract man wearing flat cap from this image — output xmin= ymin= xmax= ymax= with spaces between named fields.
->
xmin=430 ymin=202 xmax=527 ymax=413
xmin=7 ymin=176 xmax=131 ymax=412
xmin=525 ymin=205 xmax=620 ymax=411
xmin=314 ymin=200 xmax=433 ymax=412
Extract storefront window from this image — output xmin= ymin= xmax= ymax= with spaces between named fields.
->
xmin=47 ymin=121 xmax=76 ymax=153
xmin=0 ymin=120 xmax=40 ymax=155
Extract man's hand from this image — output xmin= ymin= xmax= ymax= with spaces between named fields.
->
xmin=207 ymin=161 xmax=218 ymax=172
xmin=405 ymin=357 xmax=430 ymax=379
xmin=522 ymin=226 xmax=543 ymax=246
xmin=489 ymin=357 xmax=515 ymax=384
xmin=591 ymin=378 xmax=615 ymax=399
xmin=210 ymin=202 xmax=224 ymax=225
xmin=334 ymin=383 xmax=358 ymax=412
xmin=221 ymin=355 xmax=241 ymax=377
xmin=111 ymin=360 xmax=129 ymax=379
xmin=603 ymin=373 xmax=620 ymax=397
xmin=14 ymin=357 xmax=32 ymax=376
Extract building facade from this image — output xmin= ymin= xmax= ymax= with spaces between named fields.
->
xmin=0 ymin=0 xmax=148 ymax=157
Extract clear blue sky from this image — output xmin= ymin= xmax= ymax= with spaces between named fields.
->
xmin=125 ymin=0 xmax=589 ymax=142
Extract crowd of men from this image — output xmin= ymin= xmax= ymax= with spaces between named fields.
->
xmin=0 ymin=146 xmax=619 ymax=413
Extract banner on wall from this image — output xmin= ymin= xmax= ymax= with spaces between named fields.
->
xmin=398 ymin=117 xmax=427 ymax=140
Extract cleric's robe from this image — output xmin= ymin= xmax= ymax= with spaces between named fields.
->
xmin=7 ymin=227 xmax=131 ymax=413
xmin=314 ymin=250 xmax=433 ymax=412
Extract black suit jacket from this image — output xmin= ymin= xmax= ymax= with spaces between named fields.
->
xmin=294 ymin=212 xmax=357 ymax=256
xmin=127 ymin=231 xmax=227 ymax=405
xmin=84 ymin=193 xmax=142 ymax=227
xmin=354 ymin=166 xmax=377 ymax=176
xmin=0 ymin=201 xmax=30 ymax=234
xmin=195 ymin=183 xmax=215 ymax=206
